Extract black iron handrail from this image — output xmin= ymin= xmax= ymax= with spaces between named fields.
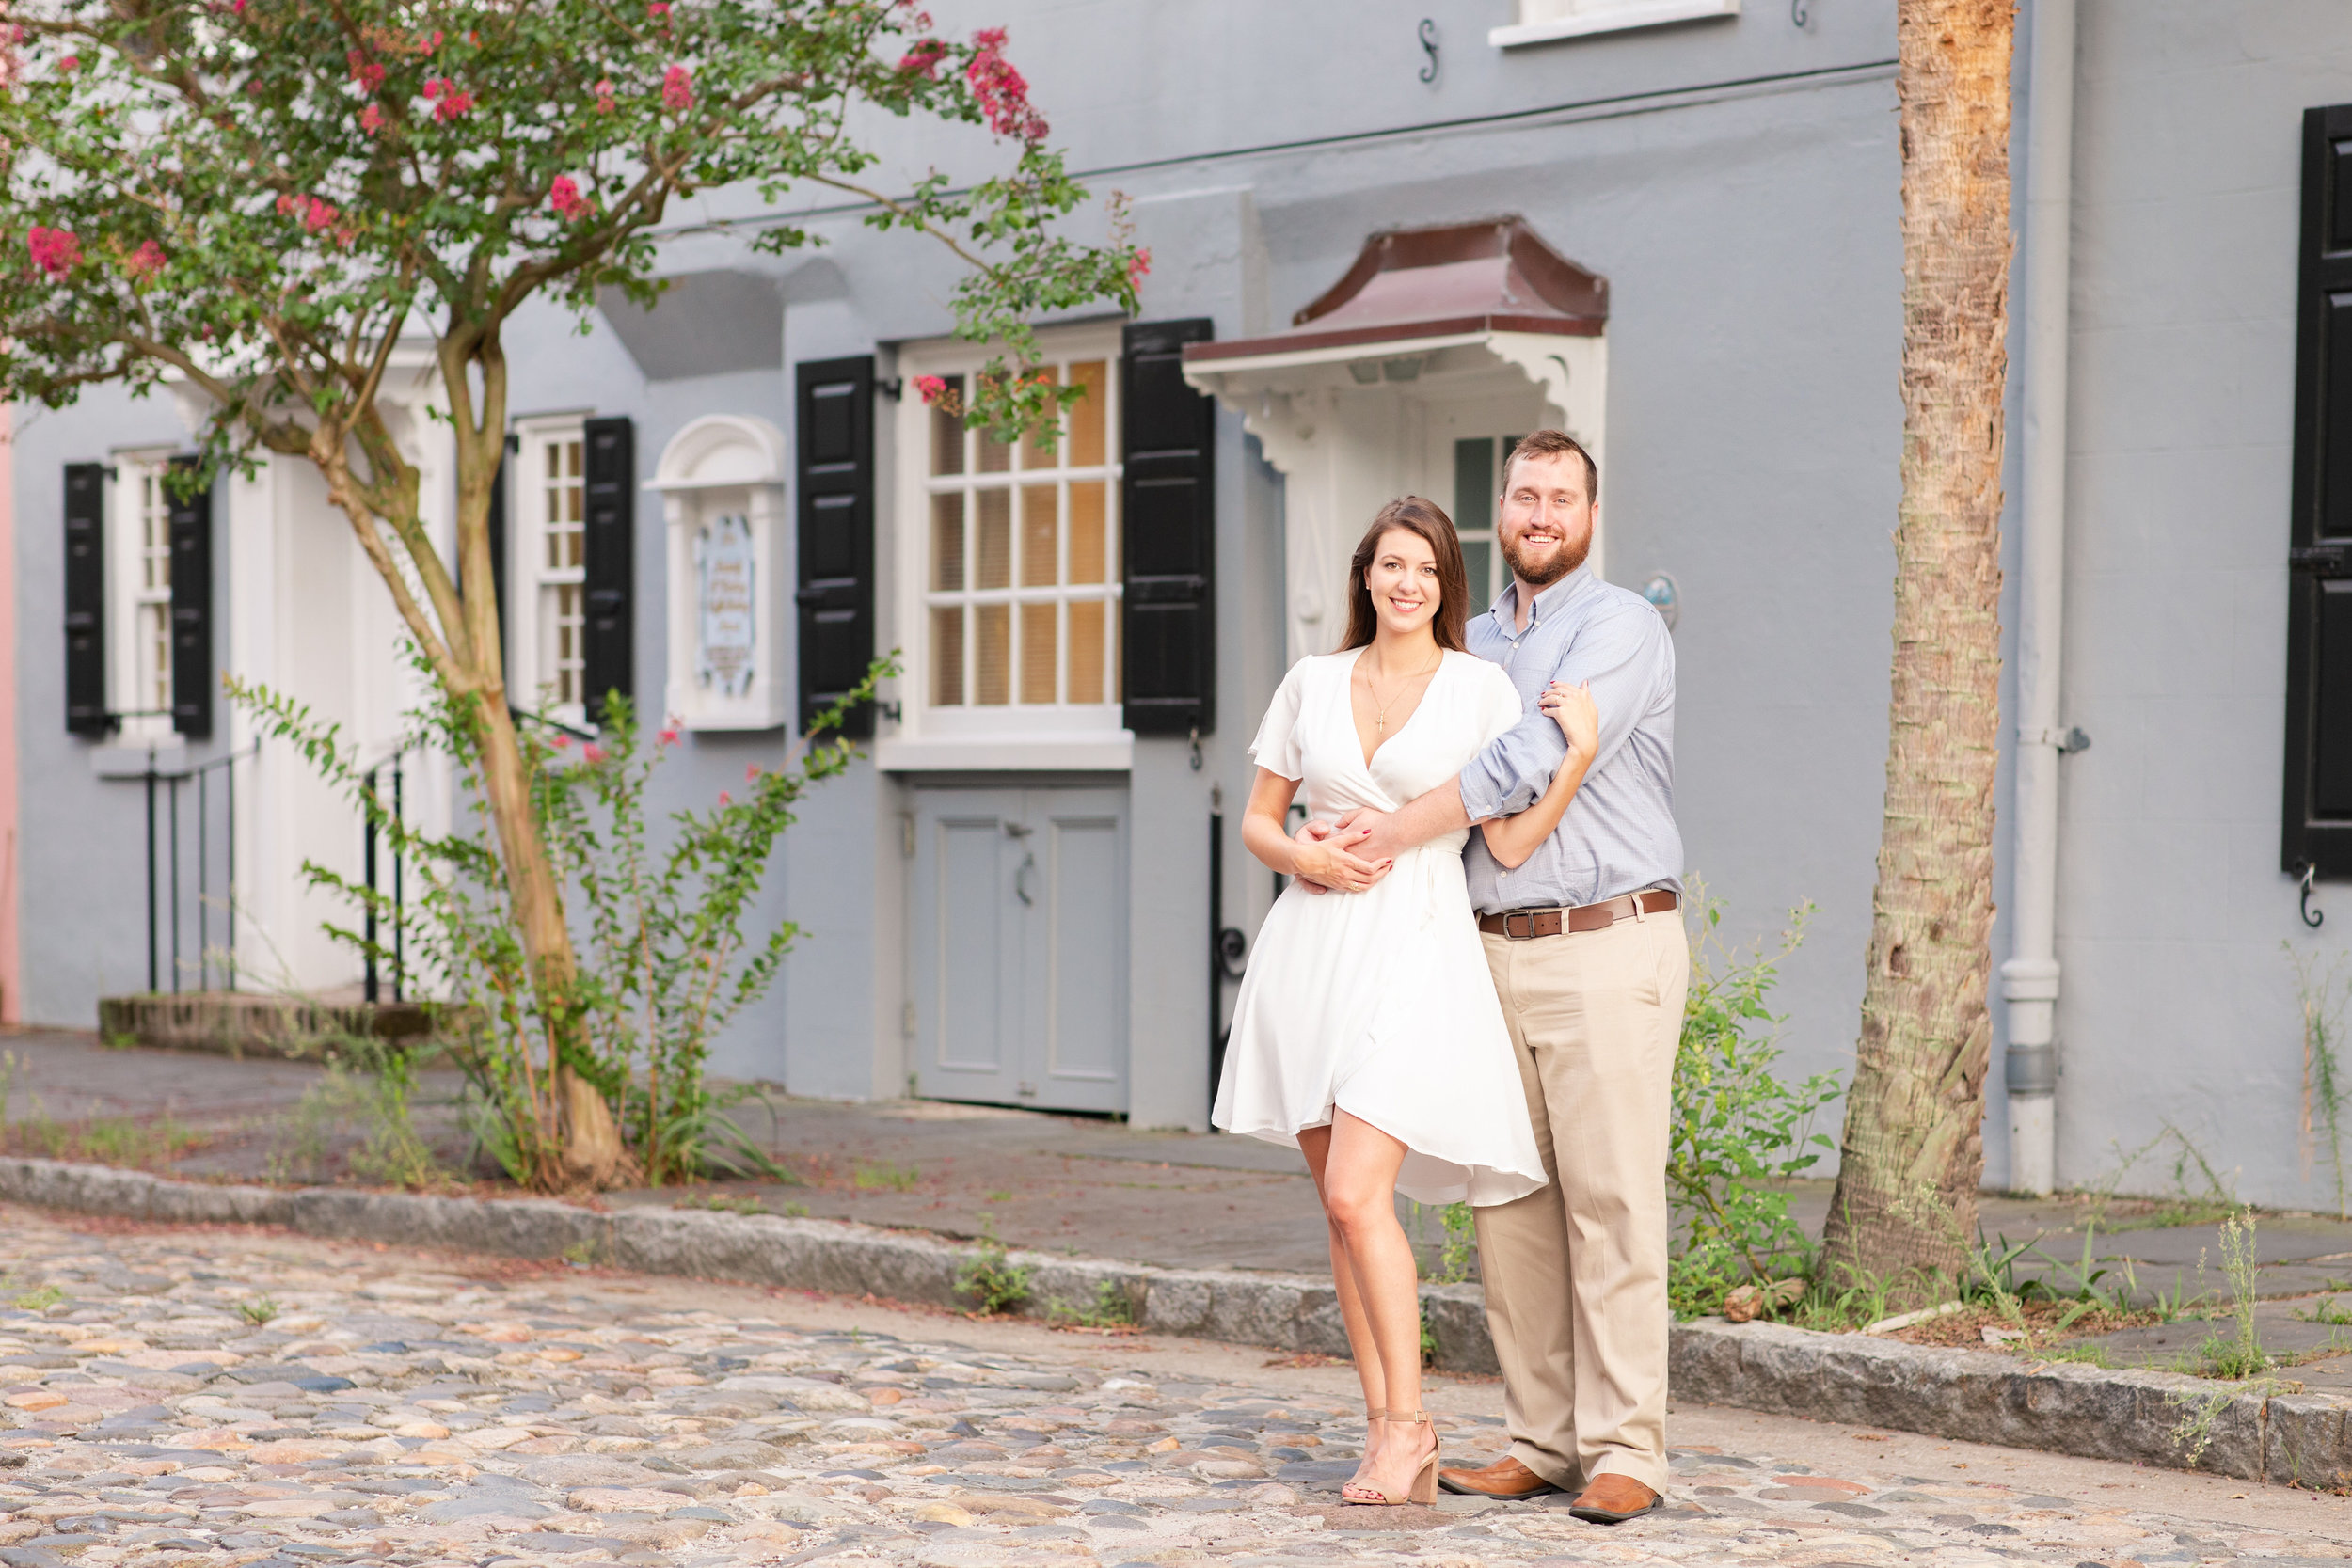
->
xmin=359 ymin=744 xmax=419 ymax=1005
xmin=119 ymin=742 xmax=259 ymax=994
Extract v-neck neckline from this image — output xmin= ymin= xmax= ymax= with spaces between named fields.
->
xmin=1350 ymin=647 xmax=1446 ymax=771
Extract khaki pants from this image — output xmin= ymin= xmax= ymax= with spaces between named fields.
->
xmin=1474 ymin=908 xmax=1688 ymax=1495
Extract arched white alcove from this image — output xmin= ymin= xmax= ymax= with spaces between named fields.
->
xmin=651 ymin=414 xmax=789 ymax=730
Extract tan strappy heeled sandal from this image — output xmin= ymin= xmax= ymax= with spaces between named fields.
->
xmin=1342 ymin=1408 xmax=1437 ymax=1505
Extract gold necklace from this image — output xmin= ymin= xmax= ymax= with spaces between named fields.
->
xmin=1368 ymin=650 xmax=1442 ymax=735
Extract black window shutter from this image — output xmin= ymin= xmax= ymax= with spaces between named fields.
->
xmin=1121 ymin=319 xmax=1216 ymax=737
xmin=795 ymin=355 xmax=876 ymax=738
xmin=581 ymin=416 xmax=633 ymax=727
xmin=2286 ymin=104 xmax=2352 ymax=876
xmin=62 ymin=462 xmax=109 ymax=736
xmin=167 ymin=456 xmax=213 ymax=738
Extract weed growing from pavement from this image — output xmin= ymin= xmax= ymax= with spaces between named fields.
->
xmin=2287 ymin=942 xmax=2352 ymax=1219
xmin=855 ymin=1162 xmax=920 ymax=1192
xmin=9 ymin=1282 xmax=63 ymax=1312
xmin=2191 ymin=1211 xmax=2272 ymax=1380
xmin=1047 ymin=1279 xmax=1139 ymax=1332
xmin=956 ymin=1214 xmax=1034 ymax=1317
xmin=2294 ymin=1295 xmax=2352 ymax=1325
xmin=236 ymin=1296 xmax=280 ymax=1326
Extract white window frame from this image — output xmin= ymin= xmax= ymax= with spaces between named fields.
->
xmin=508 ymin=414 xmax=591 ymax=727
xmin=878 ymin=324 xmax=1133 ymax=772
xmin=107 ymin=450 xmax=178 ymax=740
xmin=1490 ymin=0 xmax=1739 ymax=49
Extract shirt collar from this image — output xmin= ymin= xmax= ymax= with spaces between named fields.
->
xmin=1488 ymin=564 xmax=1597 ymax=633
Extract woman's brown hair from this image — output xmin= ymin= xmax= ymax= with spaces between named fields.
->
xmin=1337 ymin=496 xmax=1470 ymax=654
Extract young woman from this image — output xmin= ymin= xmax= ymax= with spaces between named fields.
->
xmin=1214 ymin=496 xmax=1599 ymax=1507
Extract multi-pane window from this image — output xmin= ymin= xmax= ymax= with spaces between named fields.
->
xmin=1453 ymin=434 xmax=1522 ymax=618
xmin=132 ymin=463 xmax=172 ymax=716
xmin=923 ymin=357 xmax=1120 ymax=711
xmin=532 ymin=433 xmax=586 ymax=711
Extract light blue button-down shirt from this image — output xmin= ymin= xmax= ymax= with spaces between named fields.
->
xmin=1459 ymin=565 xmax=1683 ymax=916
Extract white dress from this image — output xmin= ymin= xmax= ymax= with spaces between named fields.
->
xmin=1213 ymin=649 xmax=1549 ymax=1207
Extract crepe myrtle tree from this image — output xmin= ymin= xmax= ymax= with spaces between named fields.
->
xmin=0 ymin=0 xmax=1145 ymax=1186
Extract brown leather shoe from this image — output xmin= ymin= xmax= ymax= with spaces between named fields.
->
xmin=1436 ymin=1455 xmax=1563 ymax=1497
xmin=1567 ymin=1472 xmax=1661 ymax=1524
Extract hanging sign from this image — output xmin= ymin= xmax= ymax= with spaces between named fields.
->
xmin=696 ymin=513 xmax=755 ymax=697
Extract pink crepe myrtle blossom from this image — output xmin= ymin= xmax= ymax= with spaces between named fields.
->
xmin=27 ymin=227 xmax=78 ymax=277
xmin=594 ymin=78 xmax=616 ymax=114
xmin=550 ymin=734 xmax=571 ymax=750
xmin=420 ymin=29 xmax=443 ymax=54
xmin=661 ymin=64 xmax=692 ymax=110
xmin=549 ymin=176 xmax=594 ymax=221
xmin=717 ymin=789 xmax=732 ymax=807
xmin=746 ymin=764 xmax=763 ymax=783
xmin=657 ymin=726 xmax=680 ymax=746
xmin=1128 ymin=246 xmax=1152 ymax=289
xmin=897 ymin=39 xmax=946 ymax=78
xmin=302 ymin=196 xmax=339 ymax=233
xmin=359 ymin=103 xmax=384 ymax=135
xmin=647 ymin=1 xmax=671 ymax=17
xmin=966 ymin=28 xmax=1042 ymax=143
xmin=582 ymin=744 xmax=608 ymax=764
xmin=914 ymin=374 xmax=947 ymax=404
xmin=275 ymin=194 xmax=297 ymax=215
xmin=346 ymin=50 xmax=385 ymax=93
xmin=428 ymin=81 xmax=473 ymax=120
xmin=122 ymin=241 xmax=165 ymax=280
xmin=57 ymin=55 xmax=77 ymax=71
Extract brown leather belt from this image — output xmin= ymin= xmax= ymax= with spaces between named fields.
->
xmin=1478 ymin=890 xmax=1679 ymax=940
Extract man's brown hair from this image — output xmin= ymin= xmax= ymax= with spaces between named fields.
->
xmin=1338 ymin=496 xmax=1470 ymax=654
xmin=1502 ymin=428 xmax=1598 ymax=504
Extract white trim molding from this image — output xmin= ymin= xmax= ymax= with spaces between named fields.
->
xmin=1490 ymin=0 xmax=1740 ymax=49
xmin=650 ymin=413 xmax=790 ymax=731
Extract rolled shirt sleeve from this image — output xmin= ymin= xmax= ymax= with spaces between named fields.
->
xmin=1458 ymin=595 xmax=1669 ymax=821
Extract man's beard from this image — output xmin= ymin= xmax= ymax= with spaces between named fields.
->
xmin=1501 ymin=527 xmax=1590 ymax=589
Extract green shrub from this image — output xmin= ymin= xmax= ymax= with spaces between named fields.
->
xmin=1668 ymin=895 xmax=1842 ymax=1319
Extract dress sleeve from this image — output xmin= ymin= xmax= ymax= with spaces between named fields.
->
xmin=1477 ymin=662 xmax=1527 ymax=749
xmin=1248 ymin=658 xmax=1312 ymax=780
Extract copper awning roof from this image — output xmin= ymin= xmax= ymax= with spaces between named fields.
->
xmin=1185 ymin=216 xmax=1607 ymax=365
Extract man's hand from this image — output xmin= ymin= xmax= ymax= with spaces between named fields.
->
xmin=1291 ymin=816 xmax=1388 ymax=895
xmin=1335 ymin=805 xmax=1406 ymax=865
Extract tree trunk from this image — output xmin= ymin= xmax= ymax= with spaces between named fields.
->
xmin=1820 ymin=0 xmax=2013 ymax=1295
xmin=314 ymin=376 xmax=629 ymax=1190
xmin=470 ymin=695 xmax=629 ymax=1188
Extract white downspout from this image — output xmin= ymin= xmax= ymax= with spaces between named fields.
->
xmin=2000 ymin=0 xmax=2077 ymax=1197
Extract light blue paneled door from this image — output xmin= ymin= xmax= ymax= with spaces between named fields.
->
xmin=909 ymin=787 xmax=1128 ymax=1114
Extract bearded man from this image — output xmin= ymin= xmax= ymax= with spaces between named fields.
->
xmin=1305 ymin=428 xmax=1686 ymax=1523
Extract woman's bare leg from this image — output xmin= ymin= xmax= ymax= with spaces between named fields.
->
xmin=1319 ymin=1110 xmax=1436 ymax=1500
xmin=1298 ymin=1123 xmax=1387 ymax=1478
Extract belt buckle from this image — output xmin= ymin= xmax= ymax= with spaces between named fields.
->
xmin=1504 ymin=911 xmax=1536 ymax=941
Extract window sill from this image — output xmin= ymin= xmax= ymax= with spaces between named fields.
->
xmin=1490 ymin=0 xmax=1739 ymax=48
xmin=876 ymin=733 xmax=1134 ymax=773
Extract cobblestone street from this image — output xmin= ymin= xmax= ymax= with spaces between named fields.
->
xmin=0 ymin=1206 xmax=2344 ymax=1568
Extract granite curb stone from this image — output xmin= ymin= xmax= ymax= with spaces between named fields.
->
xmin=3 ymin=1153 xmax=2346 ymax=1485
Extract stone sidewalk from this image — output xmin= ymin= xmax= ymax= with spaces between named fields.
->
xmin=9 ymin=1026 xmax=2352 ymax=1297
xmin=3 ymin=1205 xmax=2347 ymax=1568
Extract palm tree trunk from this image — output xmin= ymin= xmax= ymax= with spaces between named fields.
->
xmin=1820 ymin=0 xmax=2014 ymax=1294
